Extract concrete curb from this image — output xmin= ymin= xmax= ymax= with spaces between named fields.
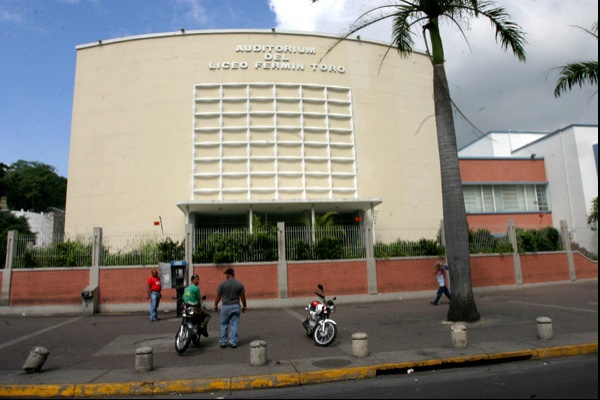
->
xmin=1 ymin=343 xmax=596 ymax=398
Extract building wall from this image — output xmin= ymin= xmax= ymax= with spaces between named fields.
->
xmin=66 ymin=30 xmax=442 ymax=234
xmin=459 ymin=131 xmax=548 ymax=157
xmin=513 ymin=125 xmax=598 ymax=253
xmin=465 ymin=213 xmax=553 ymax=230
xmin=459 ymin=158 xmax=552 ymax=230
xmin=460 ymin=158 xmax=547 ymax=183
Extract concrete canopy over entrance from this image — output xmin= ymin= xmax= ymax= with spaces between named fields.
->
xmin=178 ymin=198 xmax=382 ymax=227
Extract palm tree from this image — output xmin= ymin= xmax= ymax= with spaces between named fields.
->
xmin=316 ymin=0 xmax=527 ymax=322
xmin=554 ymin=21 xmax=598 ymax=98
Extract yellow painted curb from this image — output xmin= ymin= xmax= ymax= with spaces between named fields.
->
xmin=231 ymin=372 xmax=299 ymax=390
xmin=0 ymin=384 xmax=75 ymax=398
xmin=152 ymin=377 xmax=230 ymax=394
xmin=0 ymin=344 xmax=597 ymax=398
xmin=299 ymin=365 xmax=375 ymax=385
xmin=533 ymin=343 xmax=598 ymax=359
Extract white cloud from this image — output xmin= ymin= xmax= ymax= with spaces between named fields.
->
xmin=269 ymin=0 xmax=598 ymax=137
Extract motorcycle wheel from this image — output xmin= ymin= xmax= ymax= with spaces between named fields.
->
xmin=175 ymin=325 xmax=192 ymax=354
xmin=192 ymin=333 xmax=200 ymax=345
xmin=313 ymin=321 xmax=337 ymax=346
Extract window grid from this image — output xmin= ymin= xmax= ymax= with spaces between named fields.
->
xmin=192 ymin=83 xmax=357 ymax=201
xmin=464 ymin=184 xmax=550 ymax=213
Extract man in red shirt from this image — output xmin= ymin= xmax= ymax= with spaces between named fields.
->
xmin=147 ymin=267 xmax=162 ymax=321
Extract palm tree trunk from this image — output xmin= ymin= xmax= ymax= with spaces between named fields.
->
xmin=433 ymin=65 xmax=480 ymax=322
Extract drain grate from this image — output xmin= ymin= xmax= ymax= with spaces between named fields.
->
xmin=375 ymin=354 xmax=532 ymax=376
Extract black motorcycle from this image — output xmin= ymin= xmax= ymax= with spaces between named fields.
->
xmin=175 ymin=295 xmax=208 ymax=354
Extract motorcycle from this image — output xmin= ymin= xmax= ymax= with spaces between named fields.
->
xmin=175 ymin=295 xmax=208 ymax=354
xmin=302 ymin=284 xmax=337 ymax=346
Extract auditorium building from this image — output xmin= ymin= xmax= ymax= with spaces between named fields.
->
xmin=66 ymin=29 xmax=596 ymax=255
xmin=65 ymin=29 xmax=443 ymax=235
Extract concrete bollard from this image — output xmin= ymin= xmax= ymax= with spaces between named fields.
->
xmin=250 ymin=340 xmax=267 ymax=366
xmin=352 ymin=332 xmax=369 ymax=358
xmin=451 ymin=324 xmax=468 ymax=349
xmin=23 ymin=346 xmax=50 ymax=374
xmin=135 ymin=346 xmax=153 ymax=373
xmin=536 ymin=317 xmax=554 ymax=340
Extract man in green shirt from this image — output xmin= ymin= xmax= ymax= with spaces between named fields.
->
xmin=182 ymin=274 xmax=210 ymax=337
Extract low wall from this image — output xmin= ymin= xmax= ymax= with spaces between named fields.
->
xmin=1 ymin=252 xmax=597 ymax=313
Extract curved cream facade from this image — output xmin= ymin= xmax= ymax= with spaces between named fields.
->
xmin=66 ymin=29 xmax=442 ymax=233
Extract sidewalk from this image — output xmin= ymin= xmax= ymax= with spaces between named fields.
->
xmin=0 ymin=279 xmax=597 ymax=398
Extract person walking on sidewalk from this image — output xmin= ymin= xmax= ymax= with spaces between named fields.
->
xmin=147 ymin=267 xmax=162 ymax=321
xmin=182 ymin=274 xmax=211 ymax=337
xmin=430 ymin=261 xmax=451 ymax=305
xmin=213 ymin=268 xmax=247 ymax=349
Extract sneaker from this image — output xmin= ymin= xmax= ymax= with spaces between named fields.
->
xmin=430 ymin=301 xmax=437 ymax=306
xmin=201 ymin=326 xmax=209 ymax=337
xmin=220 ymin=343 xmax=227 ymax=349
xmin=230 ymin=344 xmax=237 ymax=349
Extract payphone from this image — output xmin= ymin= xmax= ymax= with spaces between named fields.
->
xmin=158 ymin=260 xmax=187 ymax=317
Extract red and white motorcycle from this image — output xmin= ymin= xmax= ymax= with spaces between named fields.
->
xmin=302 ymin=284 xmax=337 ymax=346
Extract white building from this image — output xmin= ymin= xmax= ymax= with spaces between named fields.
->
xmin=459 ymin=124 xmax=598 ymax=254
xmin=65 ymin=30 xmax=443 ymax=236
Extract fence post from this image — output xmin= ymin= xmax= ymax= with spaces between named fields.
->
xmin=560 ymin=220 xmax=576 ymax=281
xmin=507 ymin=220 xmax=523 ymax=285
xmin=90 ymin=228 xmax=102 ymax=285
xmin=439 ymin=219 xmax=446 ymax=249
xmin=185 ymin=223 xmax=193 ymax=285
xmin=82 ymin=227 xmax=103 ymax=314
xmin=365 ymin=220 xmax=377 ymax=295
xmin=277 ymin=222 xmax=288 ymax=299
xmin=1 ymin=230 xmax=17 ymax=306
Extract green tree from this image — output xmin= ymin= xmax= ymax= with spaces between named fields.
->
xmin=588 ymin=196 xmax=598 ymax=226
xmin=3 ymin=160 xmax=67 ymax=212
xmin=0 ymin=210 xmax=34 ymax=268
xmin=316 ymin=0 xmax=526 ymax=322
xmin=0 ymin=163 xmax=8 ymax=200
xmin=554 ymin=21 xmax=598 ymax=98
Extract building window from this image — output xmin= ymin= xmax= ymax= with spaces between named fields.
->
xmin=463 ymin=184 xmax=549 ymax=213
xmin=192 ymin=83 xmax=357 ymax=202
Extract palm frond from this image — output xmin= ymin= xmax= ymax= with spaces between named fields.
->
xmin=472 ymin=2 xmax=527 ymax=61
xmin=554 ymin=61 xmax=599 ymax=98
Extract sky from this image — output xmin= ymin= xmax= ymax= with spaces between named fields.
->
xmin=1 ymin=0 xmax=597 ymax=178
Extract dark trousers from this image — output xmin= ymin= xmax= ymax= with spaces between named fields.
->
xmin=433 ymin=286 xmax=451 ymax=305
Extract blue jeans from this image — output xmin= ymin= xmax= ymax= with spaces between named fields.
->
xmin=219 ymin=304 xmax=241 ymax=346
xmin=433 ymin=286 xmax=451 ymax=305
xmin=149 ymin=292 xmax=161 ymax=321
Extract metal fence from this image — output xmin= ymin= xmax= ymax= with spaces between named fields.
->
xmin=4 ymin=222 xmax=578 ymax=269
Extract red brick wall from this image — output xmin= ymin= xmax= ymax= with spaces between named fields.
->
xmin=288 ymin=261 xmax=368 ymax=298
xmin=470 ymin=254 xmax=516 ymax=287
xmin=376 ymin=258 xmax=433 ymax=293
xmin=467 ymin=214 xmax=554 ymax=231
xmin=192 ymin=264 xmax=279 ymax=301
xmin=574 ymin=253 xmax=599 ymax=279
xmin=9 ymin=269 xmax=88 ymax=306
xmin=99 ymin=268 xmax=177 ymax=305
xmin=2 ymin=253 xmax=597 ymax=307
xmin=521 ymin=253 xmax=572 ymax=283
xmin=460 ymin=159 xmax=547 ymax=182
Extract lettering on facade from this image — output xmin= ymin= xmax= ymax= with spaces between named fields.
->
xmin=207 ymin=44 xmax=345 ymax=73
